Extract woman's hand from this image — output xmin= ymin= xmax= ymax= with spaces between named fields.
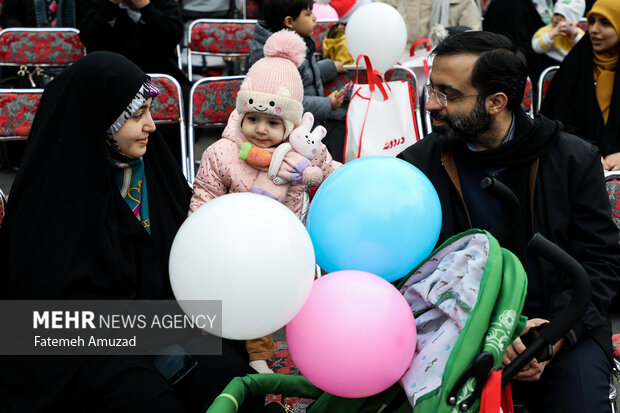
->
xmin=334 ymin=61 xmax=348 ymax=74
xmin=604 ymin=153 xmax=620 ymax=171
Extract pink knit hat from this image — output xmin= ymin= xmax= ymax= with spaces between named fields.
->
xmin=236 ymin=30 xmax=306 ymax=138
xmin=315 ymin=0 xmax=371 ymax=22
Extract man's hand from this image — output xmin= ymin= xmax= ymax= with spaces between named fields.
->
xmin=501 ymin=318 xmax=564 ymax=382
xmin=328 ymin=91 xmax=345 ymax=110
xmin=334 ymin=61 xmax=347 ymax=74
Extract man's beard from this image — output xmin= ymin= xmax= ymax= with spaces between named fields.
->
xmin=430 ymin=99 xmax=494 ymax=147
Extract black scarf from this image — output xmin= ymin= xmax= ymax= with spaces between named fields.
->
xmin=0 ymin=51 xmax=191 ymax=300
xmin=303 ymin=35 xmax=316 ymax=61
xmin=541 ymin=33 xmax=620 ymax=156
xmin=451 ymin=109 xmax=560 ymax=261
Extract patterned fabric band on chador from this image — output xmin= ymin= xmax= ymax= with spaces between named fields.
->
xmin=106 ymin=79 xmax=160 ymax=150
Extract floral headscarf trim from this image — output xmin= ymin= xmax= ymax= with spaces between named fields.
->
xmin=106 ymin=79 xmax=159 ymax=152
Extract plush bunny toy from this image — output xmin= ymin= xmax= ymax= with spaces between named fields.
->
xmin=239 ymin=112 xmax=326 ymax=200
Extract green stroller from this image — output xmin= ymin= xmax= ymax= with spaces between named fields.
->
xmin=206 ymin=182 xmax=590 ymax=413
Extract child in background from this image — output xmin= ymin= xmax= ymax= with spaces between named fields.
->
xmin=249 ymin=0 xmax=350 ymax=162
xmin=531 ymin=0 xmax=585 ymax=62
xmin=189 ymin=30 xmax=341 ymax=373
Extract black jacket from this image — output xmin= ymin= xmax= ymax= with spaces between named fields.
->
xmin=0 ymin=0 xmax=81 ymax=28
xmin=78 ymin=0 xmax=190 ymax=91
xmin=541 ymin=33 xmax=620 ymax=157
xmin=398 ymin=110 xmax=620 ymax=354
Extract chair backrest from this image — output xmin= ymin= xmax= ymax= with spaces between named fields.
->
xmin=323 ymin=68 xmax=368 ymax=96
xmin=385 ymin=66 xmax=423 ymax=141
xmin=536 ymin=65 xmax=560 ymax=115
xmin=313 ymin=20 xmax=338 ymax=57
xmin=0 ymin=88 xmax=43 ymax=140
xmin=187 ymin=75 xmax=245 ymax=182
xmin=241 ymin=0 xmax=260 ymax=19
xmin=0 ymin=27 xmax=85 ymax=67
xmin=186 ymin=19 xmax=257 ymax=81
xmin=577 ymin=17 xmax=588 ymax=32
xmin=148 ymin=74 xmax=190 ymax=184
xmin=521 ymin=76 xmax=534 ymax=118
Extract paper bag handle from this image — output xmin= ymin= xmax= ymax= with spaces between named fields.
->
xmin=355 ymin=54 xmax=388 ymax=100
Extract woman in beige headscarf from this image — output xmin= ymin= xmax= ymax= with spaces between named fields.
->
xmin=376 ymin=0 xmax=481 ymax=47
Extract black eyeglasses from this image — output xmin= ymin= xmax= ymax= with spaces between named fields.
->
xmin=424 ymin=84 xmax=484 ymax=107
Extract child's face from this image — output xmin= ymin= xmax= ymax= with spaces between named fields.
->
xmin=551 ymin=13 xmax=566 ymax=27
xmin=115 ymin=97 xmax=155 ymax=158
xmin=287 ymin=7 xmax=317 ymax=38
xmin=241 ymin=112 xmax=286 ymax=148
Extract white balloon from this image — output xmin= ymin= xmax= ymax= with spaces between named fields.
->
xmin=169 ymin=193 xmax=315 ymax=340
xmin=345 ymin=3 xmax=408 ymax=75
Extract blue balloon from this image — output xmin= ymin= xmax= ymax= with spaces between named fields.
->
xmin=307 ymin=156 xmax=442 ymax=282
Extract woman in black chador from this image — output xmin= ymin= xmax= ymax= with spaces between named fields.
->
xmin=0 ymin=51 xmax=258 ymax=413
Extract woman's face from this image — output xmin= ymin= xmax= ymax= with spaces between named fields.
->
xmin=115 ymin=98 xmax=155 ymax=159
xmin=588 ymin=13 xmax=620 ymax=54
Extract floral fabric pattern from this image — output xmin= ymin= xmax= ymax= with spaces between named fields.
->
xmin=191 ymin=78 xmax=243 ymax=126
xmin=0 ymin=92 xmax=41 ymax=137
xmin=150 ymin=76 xmax=181 ymax=122
xmin=0 ymin=29 xmax=85 ymax=66
xmin=189 ymin=22 xmax=255 ymax=54
xmin=313 ymin=21 xmax=336 ymax=56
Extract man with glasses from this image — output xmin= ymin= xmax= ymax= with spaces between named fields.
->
xmin=398 ymin=31 xmax=620 ymax=412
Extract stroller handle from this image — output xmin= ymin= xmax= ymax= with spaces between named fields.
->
xmin=480 ymin=177 xmax=524 ymax=262
xmin=501 ymin=233 xmax=592 ymax=385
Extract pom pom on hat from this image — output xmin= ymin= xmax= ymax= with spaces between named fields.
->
xmin=264 ymin=29 xmax=306 ymax=67
xmin=236 ymin=30 xmax=306 ymax=139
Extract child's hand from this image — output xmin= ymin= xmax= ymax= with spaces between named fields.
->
xmin=328 ymin=91 xmax=345 ymax=110
xmin=334 ymin=60 xmax=348 ymax=74
xmin=249 ymin=359 xmax=274 ymax=374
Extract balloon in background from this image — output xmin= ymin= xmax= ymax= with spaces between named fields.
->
xmin=169 ymin=193 xmax=315 ymax=340
xmin=345 ymin=3 xmax=407 ymax=75
xmin=312 ymin=2 xmax=338 ymax=20
xmin=287 ymin=270 xmax=416 ymax=398
xmin=307 ymin=156 xmax=442 ymax=282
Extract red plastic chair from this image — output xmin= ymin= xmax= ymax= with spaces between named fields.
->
xmin=187 ymin=75 xmax=245 ymax=182
xmin=521 ymin=76 xmax=534 ymax=118
xmin=313 ymin=20 xmax=338 ymax=57
xmin=148 ymin=73 xmax=190 ymax=184
xmin=186 ymin=19 xmax=256 ymax=81
xmin=536 ymin=65 xmax=560 ymax=115
xmin=0 ymin=27 xmax=85 ymax=68
xmin=0 ymin=88 xmax=43 ymax=169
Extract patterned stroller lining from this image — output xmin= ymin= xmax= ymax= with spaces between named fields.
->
xmin=398 ymin=230 xmax=527 ymax=412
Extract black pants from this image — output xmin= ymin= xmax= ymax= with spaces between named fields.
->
xmin=82 ymin=340 xmax=262 ymax=413
xmin=511 ymin=337 xmax=611 ymax=413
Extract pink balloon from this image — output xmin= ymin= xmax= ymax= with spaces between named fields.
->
xmin=312 ymin=3 xmax=339 ymax=20
xmin=286 ymin=270 xmax=416 ymax=398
